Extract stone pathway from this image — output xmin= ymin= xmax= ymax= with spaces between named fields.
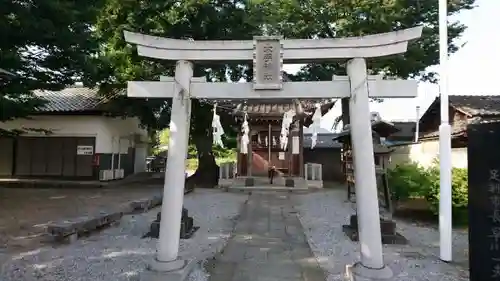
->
xmin=207 ymin=192 xmax=326 ymax=281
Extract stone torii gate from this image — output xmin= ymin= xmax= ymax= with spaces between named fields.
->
xmin=124 ymin=27 xmax=422 ymax=281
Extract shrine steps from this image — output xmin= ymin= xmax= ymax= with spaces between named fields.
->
xmin=220 ymin=176 xmax=321 ymax=193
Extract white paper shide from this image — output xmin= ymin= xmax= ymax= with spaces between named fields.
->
xmin=212 ymin=104 xmax=225 ymax=148
xmin=310 ymin=104 xmax=322 ymax=149
xmin=240 ymin=114 xmax=250 ymax=154
xmin=280 ymin=109 xmax=296 ymax=150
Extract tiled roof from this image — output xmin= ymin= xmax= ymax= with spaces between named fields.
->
xmin=449 ymin=95 xmax=500 ymax=116
xmin=423 ymin=95 xmax=500 ymax=119
xmin=388 ymin=121 xmax=416 ymax=139
xmin=418 ymin=95 xmax=500 ymax=140
xmin=332 ymin=120 xmax=400 ymax=143
xmin=239 ymin=99 xmax=334 ymax=116
xmin=303 ymin=133 xmax=342 ymax=148
xmin=243 ymin=102 xmax=296 ymax=116
xmin=34 ymin=87 xmax=108 ymax=113
xmin=419 ymin=124 xmax=466 ymax=139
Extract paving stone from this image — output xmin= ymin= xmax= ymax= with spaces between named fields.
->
xmin=207 ymin=192 xmax=326 ymax=281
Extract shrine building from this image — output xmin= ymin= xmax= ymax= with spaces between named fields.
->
xmin=229 ymin=98 xmax=335 ymax=187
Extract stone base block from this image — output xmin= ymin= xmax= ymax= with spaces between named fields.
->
xmin=146 ymin=209 xmax=199 ymax=239
xmin=285 ymin=178 xmax=295 ymax=187
xmin=344 ymin=262 xmax=393 ymax=281
xmin=306 ymin=179 xmax=323 ymax=188
xmin=244 ymin=177 xmax=254 ymax=187
xmin=139 ymin=259 xmax=197 ymax=281
xmin=218 ymin=179 xmax=233 ymax=188
xmin=349 ymin=215 xmax=396 ymax=235
xmin=342 ymin=215 xmax=407 ymax=245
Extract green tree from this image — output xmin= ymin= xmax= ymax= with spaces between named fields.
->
xmin=250 ymin=0 xmax=474 ymax=82
xmin=92 ymin=0 xmax=260 ymax=187
xmin=91 ymin=0 xmax=475 ymax=187
xmin=0 ymin=0 xmax=104 ymax=135
xmin=249 ymin=0 xmax=475 ymax=128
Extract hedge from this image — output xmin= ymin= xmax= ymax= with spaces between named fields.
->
xmin=387 ymin=162 xmax=468 ymax=223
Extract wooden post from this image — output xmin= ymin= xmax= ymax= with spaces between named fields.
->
xmin=291 ymin=123 xmax=300 ymax=176
xmin=287 ymin=124 xmax=293 ymax=177
xmin=247 ymin=131 xmax=253 ymax=177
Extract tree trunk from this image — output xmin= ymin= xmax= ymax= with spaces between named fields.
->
xmin=186 ymin=132 xmax=219 ymax=189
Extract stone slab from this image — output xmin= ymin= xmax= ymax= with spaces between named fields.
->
xmin=227 ymin=186 xmax=310 ymax=194
xmin=46 ymin=193 xmax=165 ymax=243
xmin=206 ymin=192 xmax=326 ymax=281
xmin=47 ymin=211 xmax=123 ymax=241
xmin=129 ymin=195 xmax=163 ymax=212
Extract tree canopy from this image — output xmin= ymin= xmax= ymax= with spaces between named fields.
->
xmin=0 ymin=0 xmax=475 ymax=184
xmin=92 ymin=0 xmax=261 ymax=133
xmin=249 ymin=0 xmax=475 ymax=82
xmin=91 ymin=0 xmax=476 ymax=132
xmin=0 ymin=0 xmax=103 ymax=128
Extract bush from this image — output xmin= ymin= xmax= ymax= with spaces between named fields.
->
xmin=387 ymin=162 xmax=430 ymax=202
xmin=424 ymin=166 xmax=468 ymax=223
xmin=387 ymin=162 xmax=469 ymax=224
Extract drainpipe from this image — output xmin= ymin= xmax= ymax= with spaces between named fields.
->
xmin=117 ymin=137 xmax=122 ymax=179
xmin=414 ymin=106 xmax=420 ymax=143
xmin=110 ymin=136 xmax=115 ymax=179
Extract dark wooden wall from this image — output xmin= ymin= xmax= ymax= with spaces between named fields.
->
xmin=303 ymin=147 xmax=343 ymax=182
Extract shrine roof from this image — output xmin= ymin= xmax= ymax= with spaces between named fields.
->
xmin=387 ymin=121 xmax=415 ymax=140
xmin=231 ymin=99 xmax=336 ymax=127
xmin=303 ymin=133 xmax=342 ymax=149
xmin=242 ymin=101 xmax=296 ymax=116
xmin=332 ymin=120 xmax=401 ymax=143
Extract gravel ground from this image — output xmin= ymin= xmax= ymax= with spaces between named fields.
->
xmin=0 ymin=185 xmax=163 ymax=254
xmin=0 ymin=189 xmax=248 ymax=281
xmin=294 ymin=188 xmax=469 ymax=281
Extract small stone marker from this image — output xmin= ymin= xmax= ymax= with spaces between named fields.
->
xmin=342 ymin=169 xmax=406 ymax=244
xmin=468 ymin=122 xmax=500 ymax=281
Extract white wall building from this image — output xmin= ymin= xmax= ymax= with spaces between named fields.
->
xmin=0 ymin=86 xmax=148 ymax=181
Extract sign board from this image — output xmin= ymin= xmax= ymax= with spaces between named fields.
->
xmin=278 ymin=152 xmax=285 ymax=160
xmin=468 ymin=122 xmax=500 ymax=281
xmin=76 ymin=145 xmax=94 ymax=155
xmin=253 ymin=36 xmax=282 ymax=90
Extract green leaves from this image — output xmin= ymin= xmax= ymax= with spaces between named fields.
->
xmin=92 ymin=0 xmax=261 ymax=133
xmin=1 ymin=0 xmax=104 ymax=125
xmin=254 ymin=0 xmax=475 ymax=81
xmin=89 ymin=0 xmax=475 ymax=144
xmin=388 ymin=162 xmax=469 ymax=224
